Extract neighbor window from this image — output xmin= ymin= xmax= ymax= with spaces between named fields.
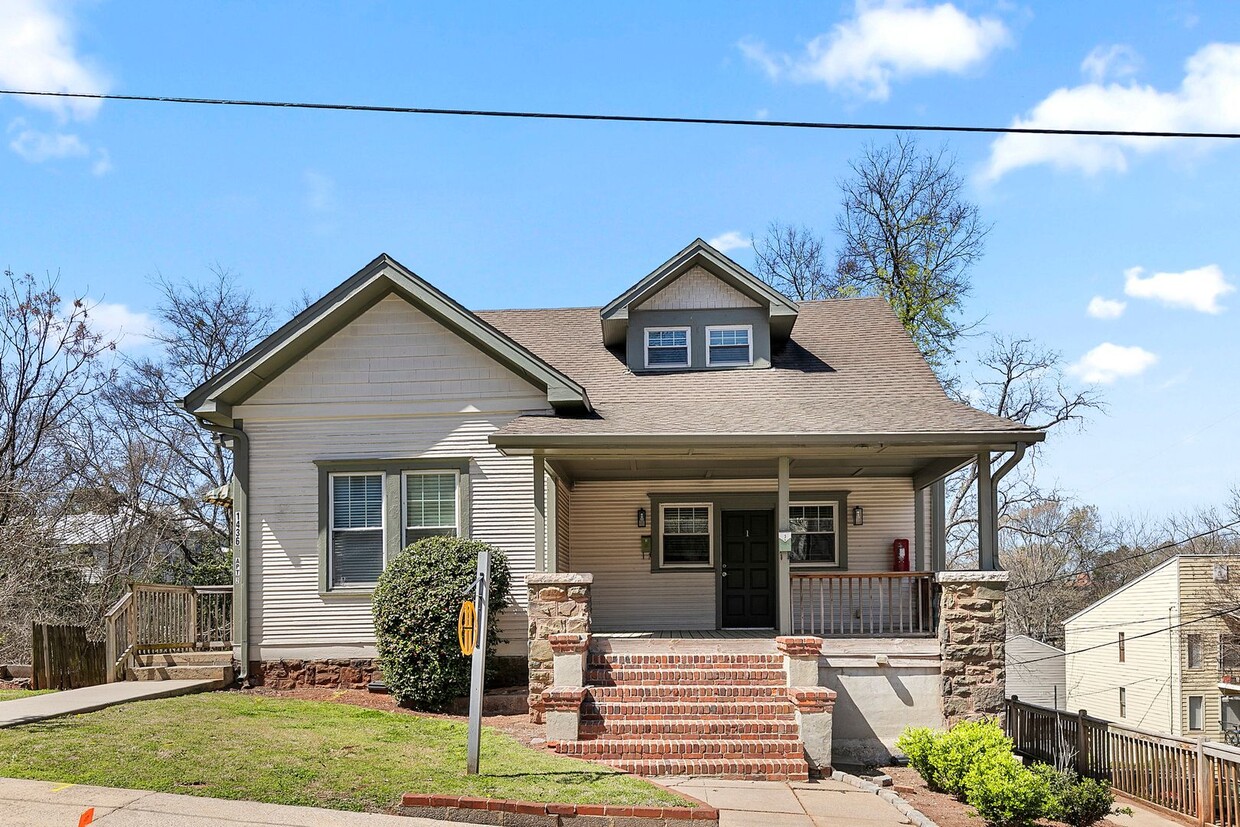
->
xmin=404 ymin=471 xmax=459 ymax=545
xmin=660 ymin=504 xmax=712 ymax=567
xmin=1118 ymin=688 xmax=1126 ymax=717
xmin=1118 ymin=632 xmax=1126 ymax=662
xmin=706 ymin=325 xmax=752 ymax=366
xmin=645 ymin=327 xmax=690 ymax=368
xmin=329 ymin=472 xmax=385 ymax=587
xmin=1187 ymin=634 xmax=1204 ymax=669
xmin=1189 ymin=695 xmax=1204 ymax=730
xmin=789 ymin=503 xmax=838 ymax=566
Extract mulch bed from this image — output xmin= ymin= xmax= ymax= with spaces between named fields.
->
xmin=236 ymin=686 xmax=545 ymax=746
xmin=883 ymin=766 xmax=1134 ymax=827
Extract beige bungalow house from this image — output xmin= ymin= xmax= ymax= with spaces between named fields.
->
xmin=181 ymin=239 xmax=1043 ymax=776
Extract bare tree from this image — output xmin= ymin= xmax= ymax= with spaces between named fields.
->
xmin=752 ymin=222 xmax=848 ymax=300
xmin=835 ymin=134 xmax=988 ymax=372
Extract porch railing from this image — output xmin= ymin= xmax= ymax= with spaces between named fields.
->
xmin=103 ymin=582 xmax=234 ymax=682
xmin=791 ymin=572 xmax=938 ymax=637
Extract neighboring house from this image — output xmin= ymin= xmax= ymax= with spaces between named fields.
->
xmin=1006 ymin=634 xmax=1066 ymax=709
xmin=1064 ymin=554 xmax=1240 ymax=741
xmin=181 ymin=239 xmax=1044 ymax=773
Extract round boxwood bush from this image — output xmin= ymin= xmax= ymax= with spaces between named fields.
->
xmin=372 ymin=536 xmax=511 ymax=710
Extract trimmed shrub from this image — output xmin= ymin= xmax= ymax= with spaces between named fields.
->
xmin=964 ymin=750 xmax=1050 ymax=827
xmin=928 ymin=718 xmax=1015 ymax=798
xmin=895 ymin=726 xmax=939 ymax=789
xmin=1033 ymin=765 xmax=1131 ymax=827
xmin=372 ymin=536 xmax=511 ymax=710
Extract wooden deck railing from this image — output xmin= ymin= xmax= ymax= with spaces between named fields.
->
xmin=104 ymin=583 xmax=233 ymax=682
xmin=1007 ymin=696 xmax=1240 ymax=826
xmin=791 ymin=572 xmax=937 ymax=637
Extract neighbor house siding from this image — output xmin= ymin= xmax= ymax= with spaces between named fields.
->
xmin=1006 ymin=635 xmax=1066 ymax=709
xmin=1065 ymin=558 xmax=1180 ymax=733
xmin=233 ymin=295 xmax=551 ymax=660
xmin=634 ymin=266 xmax=760 ymax=311
xmin=569 ymin=476 xmax=915 ymax=631
xmin=1176 ymin=556 xmax=1234 ymax=738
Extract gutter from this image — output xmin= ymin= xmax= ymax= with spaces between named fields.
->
xmin=198 ymin=418 xmax=251 ymax=682
xmin=490 ymin=430 xmax=1046 ymax=453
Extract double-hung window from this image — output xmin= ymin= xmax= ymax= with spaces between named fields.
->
xmin=404 ymin=471 xmax=459 ymax=545
xmin=329 ymin=473 xmax=385 ymax=588
xmin=660 ymin=504 xmax=711 ymax=567
xmin=789 ymin=503 xmax=837 ymax=566
xmin=645 ymin=327 xmax=690 ymax=368
xmin=706 ymin=325 xmax=752 ymax=366
xmin=1189 ymin=695 xmax=1204 ymax=730
xmin=1187 ymin=633 xmax=1204 ymax=669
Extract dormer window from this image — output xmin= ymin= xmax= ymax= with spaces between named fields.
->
xmin=707 ymin=325 xmax=753 ymax=366
xmin=645 ymin=327 xmax=690 ymax=369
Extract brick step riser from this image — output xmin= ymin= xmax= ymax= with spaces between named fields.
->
xmin=582 ymin=706 xmax=795 ymax=720
xmin=588 ymin=686 xmax=790 ymax=702
xmin=587 ymin=655 xmax=782 ymax=669
xmin=553 ymin=741 xmax=805 ymax=759
xmin=579 ymin=721 xmax=802 ymax=738
xmin=586 ymin=669 xmax=785 ymax=685
xmin=597 ymin=758 xmax=810 ymax=781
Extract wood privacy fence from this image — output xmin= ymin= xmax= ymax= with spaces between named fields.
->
xmin=104 ymin=583 xmax=233 ymax=682
xmin=31 ymin=623 xmax=106 ymax=690
xmin=1007 ymin=696 xmax=1240 ymax=827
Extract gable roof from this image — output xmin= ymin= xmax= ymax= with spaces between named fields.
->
xmin=480 ymin=298 xmax=1045 ymax=448
xmin=599 ymin=239 xmax=800 ymax=346
xmin=1005 ymin=635 xmax=1066 ymax=658
xmin=182 ymin=254 xmax=592 ymax=425
xmin=1061 ymin=555 xmax=1179 ymax=628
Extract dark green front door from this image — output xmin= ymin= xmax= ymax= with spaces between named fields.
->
xmin=721 ymin=510 xmax=776 ymax=628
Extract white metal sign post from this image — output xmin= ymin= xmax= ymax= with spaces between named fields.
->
xmin=466 ymin=550 xmax=490 ymax=775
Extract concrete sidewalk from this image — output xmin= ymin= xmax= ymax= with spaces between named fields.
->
xmin=660 ymin=777 xmax=914 ymax=826
xmin=0 ymin=778 xmax=454 ymax=826
xmin=0 ymin=681 xmax=216 ymax=728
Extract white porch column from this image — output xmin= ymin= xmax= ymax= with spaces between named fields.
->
xmin=777 ymin=456 xmax=793 ymax=634
xmin=976 ymin=451 xmax=997 ymax=570
xmin=533 ymin=452 xmax=548 ymax=572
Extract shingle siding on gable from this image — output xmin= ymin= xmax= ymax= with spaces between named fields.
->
xmin=635 ymin=266 xmax=761 ymax=311
xmin=235 ymin=295 xmax=551 ymax=660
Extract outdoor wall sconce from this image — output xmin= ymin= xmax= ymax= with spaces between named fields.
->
xmin=853 ymin=505 xmax=864 ymax=526
xmin=637 ymin=507 xmax=647 ymax=528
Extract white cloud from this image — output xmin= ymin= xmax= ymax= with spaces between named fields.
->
xmin=984 ymin=43 xmax=1240 ymax=180
xmin=707 ymin=231 xmax=752 ymax=253
xmin=1068 ymin=342 xmax=1158 ymax=384
xmin=8 ymin=120 xmax=89 ymax=161
xmin=740 ymin=1 xmax=1010 ymax=101
xmin=91 ymin=147 xmax=111 ymax=176
xmin=1086 ymin=296 xmax=1126 ymax=319
xmin=1123 ymin=264 xmax=1236 ymax=314
xmin=0 ymin=0 xmax=109 ymax=121
xmin=80 ymin=300 xmax=158 ymax=350
xmin=1081 ymin=44 xmax=1141 ymax=83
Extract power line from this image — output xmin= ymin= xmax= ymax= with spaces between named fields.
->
xmin=1013 ymin=602 xmax=1240 ymax=668
xmin=5 ymin=89 xmax=1240 ymax=140
xmin=1005 ymin=519 xmax=1240 ymax=593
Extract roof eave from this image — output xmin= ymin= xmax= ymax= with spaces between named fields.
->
xmin=489 ymin=429 xmax=1047 ymax=453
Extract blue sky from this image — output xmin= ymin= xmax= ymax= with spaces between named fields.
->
xmin=2 ymin=1 xmax=1238 ymax=520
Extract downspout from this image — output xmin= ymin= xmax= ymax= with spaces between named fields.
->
xmin=200 ymin=418 xmax=250 ymax=682
xmin=984 ymin=442 xmax=1028 ymax=570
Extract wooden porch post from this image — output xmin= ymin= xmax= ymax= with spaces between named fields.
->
xmin=931 ymin=479 xmax=946 ymax=571
xmin=533 ymin=452 xmax=548 ymax=572
xmin=977 ymin=451 xmax=997 ymax=570
xmin=777 ymin=456 xmax=792 ymax=634
xmin=914 ymin=486 xmax=926 ymax=571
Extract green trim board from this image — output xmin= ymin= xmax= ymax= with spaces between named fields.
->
xmin=315 ymin=458 xmax=472 ymax=595
xmin=183 ymin=253 xmax=592 ymax=425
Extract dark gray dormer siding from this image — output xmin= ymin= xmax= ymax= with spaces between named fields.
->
xmin=626 ymin=306 xmax=772 ymax=372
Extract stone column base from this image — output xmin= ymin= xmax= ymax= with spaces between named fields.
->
xmin=543 ymin=686 xmax=587 ymax=742
xmin=789 ymin=687 xmax=837 ymax=774
xmin=937 ymin=571 xmax=1010 ymax=726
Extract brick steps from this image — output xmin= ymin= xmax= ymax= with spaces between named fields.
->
xmin=585 ymin=668 xmax=785 ymax=686
xmin=588 ymin=684 xmax=789 ymax=701
xmin=552 ymin=738 xmax=804 ymax=759
xmin=587 ymin=654 xmax=782 ymax=668
xmin=582 ymin=702 xmax=796 ymax=720
xmin=579 ymin=719 xmax=802 ymax=738
xmin=597 ymin=757 xmax=810 ymax=782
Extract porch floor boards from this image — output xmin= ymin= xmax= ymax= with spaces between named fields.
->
xmin=592 ymin=629 xmax=776 ymax=640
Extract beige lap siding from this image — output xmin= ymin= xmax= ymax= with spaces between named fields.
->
xmin=568 ymin=477 xmax=916 ymax=631
xmin=234 ymin=295 xmax=552 ymax=661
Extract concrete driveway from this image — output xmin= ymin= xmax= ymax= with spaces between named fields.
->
xmin=659 ymin=777 xmax=913 ymax=827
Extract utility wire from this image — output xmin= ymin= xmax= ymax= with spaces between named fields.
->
xmin=1005 ymin=519 xmax=1240 ymax=593
xmin=5 ymin=89 xmax=1240 ymax=140
xmin=1012 ymin=602 xmax=1240 ymax=668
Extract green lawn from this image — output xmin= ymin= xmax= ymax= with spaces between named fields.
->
xmin=0 ymin=689 xmax=53 ymax=702
xmin=0 ymin=693 xmax=689 ymax=813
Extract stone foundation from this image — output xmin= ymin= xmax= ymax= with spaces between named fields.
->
xmin=248 ymin=659 xmax=383 ymax=690
xmin=526 ymin=573 xmax=593 ymax=723
xmin=937 ymin=571 xmax=1010 ymax=726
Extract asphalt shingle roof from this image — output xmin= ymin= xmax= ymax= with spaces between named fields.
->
xmin=476 ymin=298 xmax=1035 ymax=440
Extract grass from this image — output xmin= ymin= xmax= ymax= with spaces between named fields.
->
xmin=0 ymin=689 xmax=53 ymax=702
xmin=0 ymin=692 xmax=690 ymax=813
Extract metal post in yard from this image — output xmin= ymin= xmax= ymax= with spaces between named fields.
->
xmin=466 ymin=550 xmax=490 ymax=775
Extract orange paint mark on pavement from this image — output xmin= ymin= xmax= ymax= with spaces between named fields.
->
xmin=78 ymin=807 xmax=95 ymax=826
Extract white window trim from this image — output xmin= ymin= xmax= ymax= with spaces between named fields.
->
xmin=328 ymin=471 xmax=387 ymax=590
xmin=659 ymin=502 xmax=713 ymax=568
xmin=402 ymin=469 xmax=461 ymax=547
xmin=705 ymin=324 xmax=754 ymax=367
xmin=1188 ymin=695 xmax=1205 ymax=730
xmin=644 ymin=326 xmax=691 ymax=369
xmin=789 ymin=501 xmax=840 ymax=568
